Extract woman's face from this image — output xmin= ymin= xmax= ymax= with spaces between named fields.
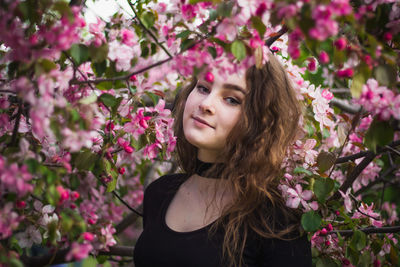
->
xmin=183 ymin=70 xmax=247 ymax=162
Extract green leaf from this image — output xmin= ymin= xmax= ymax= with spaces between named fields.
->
xmin=207 ymin=46 xmax=217 ymax=58
xmin=350 ymin=71 xmax=366 ymax=98
xmin=293 ymin=166 xmax=313 ymax=176
xmin=231 ymin=40 xmax=246 ymax=61
xmin=92 ymin=61 xmax=107 ymax=77
xmin=374 ymin=64 xmax=397 ymax=87
xmin=141 ymin=11 xmax=155 ymax=29
xmin=69 ymin=44 xmax=89 ymax=66
xmin=316 ymin=151 xmax=336 ymax=173
xmin=316 ymin=257 xmax=340 ymax=267
xmin=301 ymin=211 xmax=322 ymax=231
xmin=180 ymin=38 xmax=196 ymax=52
xmin=96 ymin=81 xmax=113 ymax=91
xmin=89 ymin=43 xmax=108 ymax=63
xmin=176 ymin=30 xmax=191 ymax=39
xmin=217 ymin=1 xmax=234 ymax=17
xmin=350 ymin=230 xmax=367 ymax=251
xmin=145 ymin=91 xmax=159 ymax=105
xmin=251 ymin=16 xmax=266 ymax=38
xmin=25 ymin=158 xmax=39 ymax=173
xmin=99 ymin=93 xmax=118 ymax=108
xmin=106 ymin=170 xmax=118 ymax=192
xmin=346 ymin=246 xmax=359 ymax=265
xmin=313 ymin=177 xmax=335 ymax=202
xmin=75 ymin=150 xmax=98 ymax=171
xmin=364 ymin=119 xmax=394 ymax=152
xmin=37 ymin=59 xmax=57 ymax=73
xmin=358 ymin=252 xmax=371 ymax=267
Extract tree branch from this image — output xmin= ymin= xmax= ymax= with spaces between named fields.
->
xmin=329 ymin=98 xmax=361 ymax=114
xmin=115 ymin=208 xmax=142 ymax=235
xmin=328 ymin=226 xmax=400 ymax=237
xmin=335 ymin=140 xmax=400 ymax=164
xmin=266 ymin=26 xmax=288 ymax=48
xmin=0 ymin=89 xmax=16 ymax=94
xmin=331 ymin=151 xmax=376 ymax=200
xmin=20 ymin=245 xmax=134 ymax=266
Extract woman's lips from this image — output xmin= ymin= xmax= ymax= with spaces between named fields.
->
xmin=192 ymin=116 xmax=214 ymax=128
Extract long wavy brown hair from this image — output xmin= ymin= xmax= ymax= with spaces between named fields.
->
xmin=173 ymin=55 xmax=303 ymax=266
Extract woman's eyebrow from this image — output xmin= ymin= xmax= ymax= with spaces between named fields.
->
xmin=223 ymin=83 xmax=246 ymax=95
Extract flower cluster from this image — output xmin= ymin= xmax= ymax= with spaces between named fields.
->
xmin=356 ymin=79 xmax=400 ymax=120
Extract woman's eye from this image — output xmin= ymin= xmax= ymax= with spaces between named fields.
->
xmin=225 ymin=97 xmax=241 ymax=105
xmin=197 ymin=85 xmax=209 ymax=94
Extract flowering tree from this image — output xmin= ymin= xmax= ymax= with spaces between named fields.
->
xmin=0 ymin=0 xmax=399 ymax=266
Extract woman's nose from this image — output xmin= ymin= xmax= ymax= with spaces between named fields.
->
xmin=199 ymin=95 xmax=216 ymax=114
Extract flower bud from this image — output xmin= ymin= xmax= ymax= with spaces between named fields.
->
xmin=327 ymin=223 xmax=333 ymax=231
xmin=320 ymin=228 xmax=328 ymax=235
xmin=83 ymin=232 xmax=94 ymax=241
xmin=124 ymin=146 xmax=134 ymax=154
xmin=325 ymin=240 xmax=331 ymax=246
xmin=130 ymin=75 xmax=137 ymax=82
xmin=204 ymin=72 xmax=214 ymax=83
xmin=71 ymin=191 xmax=80 ymax=201
xmin=307 ymin=58 xmax=316 ymax=72
xmin=16 ymin=200 xmax=26 ymax=209
xmin=383 ymin=32 xmax=392 ymax=41
xmin=334 ymin=38 xmax=347 ymax=50
xmin=319 ymin=51 xmax=330 ymax=64
xmin=118 ymin=167 xmax=126 ymax=175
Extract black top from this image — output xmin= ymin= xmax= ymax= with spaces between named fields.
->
xmin=133 ymin=174 xmax=312 ymax=267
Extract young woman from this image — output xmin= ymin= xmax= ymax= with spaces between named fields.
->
xmin=133 ymin=55 xmax=312 ymax=267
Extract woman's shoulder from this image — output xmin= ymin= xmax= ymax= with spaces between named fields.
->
xmin=144 ymin=173 xmax=188 ymax=197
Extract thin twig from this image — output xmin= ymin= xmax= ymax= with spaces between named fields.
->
xmin=127 ymin=0 xmax=173 ymax=58
xmin=0 ymin=89 xmax=16 ymax=94
xmin=70 ymin=57 xmax=172 ymax=85
xmin=350 ymin=194 xmax=381 ymax=221
xmin=385 ymin=145 xmax=400 ymax=157
xmin=10 ymin=99 xmax=22 ymax=146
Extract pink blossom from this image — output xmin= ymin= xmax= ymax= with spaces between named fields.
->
xmin=120 ymin=29 xmax=136 ymax=46
xmin=286 ymin=184 xmax=314 ymax=209
xmin=0 ymin=162 xmax=33 ymax=197
xmin=15 ymin=225 xmax=42 ymax=248
xmin=181 ymin=4 xmax=197 ymax=20
xmin=124 ymin=108 xmax=151 ymax=140
xmin=329 ymin=0 xmax=352 ymax=16
xmin=99 ymin=224 xmax=117 ymax=250
xmin=339 ymin=188 xmax=353 ymax=213
xmin=0 ymin=203 xmax=22 ymax=239
xmin=143 ymin=143 xmax=161 ymax=160
xmin=66 ymin=242 xmax=93 ymax=261
xmin=356 ymin=79 xmax=396 ymax=121
xmin=358 ymin=115 xmax=373 ymax=131
xmin=352 ymin=202 xmax=383 ymax=227
xmin=321 ymin=89 xmax=333 ymax=100
xmin=108 ymin=40 xmax=135 ymax=72
xmin=89 ymin=18 xmax=106 ymax=47
xmin=309 ymin=5 xmax=338 ymax=41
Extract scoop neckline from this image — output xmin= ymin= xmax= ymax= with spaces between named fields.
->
xmin=161 ymin=176 xmax=218 ymax=235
